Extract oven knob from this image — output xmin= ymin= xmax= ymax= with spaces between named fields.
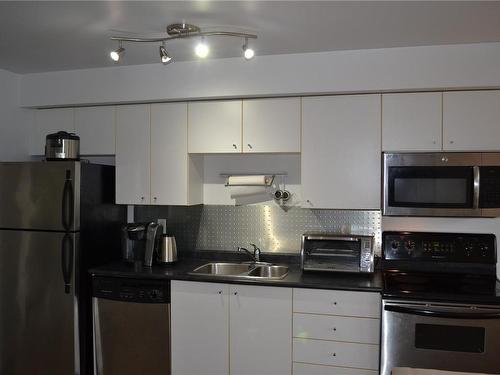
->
xmin=391 ymin=241 xmax=399 ymax=250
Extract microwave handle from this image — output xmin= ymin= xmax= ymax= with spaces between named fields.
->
xmin=384 ymin=304 xmax=500 ymax=320
xmin=305 ymin=236 xmax=360 ymax=242
xmin=473 ymin=166 xmax=480 ymax=209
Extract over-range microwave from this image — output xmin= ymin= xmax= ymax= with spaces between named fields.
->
xmin=383 ymin=153 xmax=500 ymax=217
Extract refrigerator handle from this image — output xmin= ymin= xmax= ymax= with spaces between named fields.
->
xmin=62 ymin=169 xmax=74 ymax=231
xmin=61 ymin=233 xmax=74 ymax=294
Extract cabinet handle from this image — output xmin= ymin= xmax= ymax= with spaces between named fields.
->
xmin=153 ymin=197 xmax=157 ymax=201
xmin=218 ymin=290 xmax=222 ymax=295
xmin=234 ymin=291 xmax=238 ymax=296
xmin=233 ymin=144 xmax=237 ymax=149
xmin=432 ymin=141 xmax=436 ymax=144
xmin=140 ymin=196 xmax=145 ymax=201
xmin=247 ymin=143 xmax=253 ymax=149
xmin=331 ymin=353 xmax=337 ymax=357
xmin=450 ymin=140 xmax=454 ymax=144
xmin=332 ymin=301 xmax=337 ymax=306
xmin=331 ymin=327 xmax=337 ymax=332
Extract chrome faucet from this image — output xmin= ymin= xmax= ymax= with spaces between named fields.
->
xmin=238 ymin=243 xmax=261 ymax=263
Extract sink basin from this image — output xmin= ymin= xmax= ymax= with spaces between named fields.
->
xmin=189 ymin=262 xmax=288 ymax=280
xmin=190 ymin=262 xmax=253 ymax=276
xmin=247 ymin=265 xmax=288 ymax=279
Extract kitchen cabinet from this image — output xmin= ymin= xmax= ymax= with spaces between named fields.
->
xmin=292 ymin=288 xmax=381 ymax=374
xmin=171 ymin=281 xmax=292 ymax=375
xmin=74 ymin=106 xmax=115 ymax=155
xmin=32 ymin=108 xmax=74 ymax=155
xmin=443 ymin=90 xmax=500 ymax=151
xmin=116 ymin=103 xmax=202 ymax=205
xmin=188 ymin=100 xmax=242 ymax=153
xmin=382 ymin=92 xmax=442 ymax=151
xmin=171 ymin=281 xmax=229 ymax=375
xmin=301 ymin=94 xmax=381 ymax=209
xmin=242 ymin=98 xmax=301 ymax=153
xmin=150 ymin=103 xmax=203 ymax=205
xmin=229 ymin=284 xmax=292 ymax=375
xmin=115 ymin=104 xmax=150 ymax=205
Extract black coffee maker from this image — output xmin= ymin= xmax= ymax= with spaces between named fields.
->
xmin=121 ymin=222 xmax=163 ymax=267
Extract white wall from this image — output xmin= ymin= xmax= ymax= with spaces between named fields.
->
xmin=0 ymin=69 xmax=31 ymax=161
xmin=20 ymin=42 xmax=500 ymax=108
xmin=383 ymin=216 xmax=500 ymax=278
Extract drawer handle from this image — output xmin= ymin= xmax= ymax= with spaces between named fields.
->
xmin=332 ymin=302 xmax=337 ymax=306
xmin=331 ymin=327 xmax=337 ymax=332
xmin=331 ymin=353 xmax=337 ymax=357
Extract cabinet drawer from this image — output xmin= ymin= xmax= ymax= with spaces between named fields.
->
xmin=293 ymin=313 xmax=380 ymax=344
xmin=293 ymin=338 xmax=379 ymax=370
xmin=293 ymin=288 xmax=381 ymax=318
xmin=293 ymin=363 xmax=378 ymax=375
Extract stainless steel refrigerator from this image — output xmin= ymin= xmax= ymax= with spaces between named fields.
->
xmin=0 ymin=161 xmax=126 ymax=375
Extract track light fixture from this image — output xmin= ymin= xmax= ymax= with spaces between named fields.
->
xmin=159 ymin=42 xmax=172 ymax=64
xmin=242 ymin=38 xmax=255 ymax=60
xmin=195 ymin=37 xmax=209 ymax=58
xmin=110 ymin=41 xmax=125 ymax=62
xmin=109 ymin=23 xmax=257 ymax=65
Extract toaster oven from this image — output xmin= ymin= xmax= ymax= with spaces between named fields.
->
xmin=300 ymin=232 xmax=375 ymax=273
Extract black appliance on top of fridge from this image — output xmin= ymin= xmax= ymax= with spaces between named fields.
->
xmin=0 ymin=161 xmax=126 ymax=375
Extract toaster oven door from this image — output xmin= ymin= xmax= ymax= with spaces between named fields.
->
xmin=303 ymin=236 xmax=366 ymax=272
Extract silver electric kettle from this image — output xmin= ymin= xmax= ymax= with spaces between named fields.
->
xmin=157 ymin=235 xmax=177 ymax=263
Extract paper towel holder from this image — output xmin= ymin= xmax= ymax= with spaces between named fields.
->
xmin=221 ymin=173 xmax=287 ymax=187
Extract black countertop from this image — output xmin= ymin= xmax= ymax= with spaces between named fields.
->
xmin=89 ymin=251 xmax=383 ymax=292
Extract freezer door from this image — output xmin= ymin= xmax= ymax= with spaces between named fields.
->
xmin=0 ymin=162 xmax=80 ymax=231
xmin=0 ymin=230 xmax=78 ymax=375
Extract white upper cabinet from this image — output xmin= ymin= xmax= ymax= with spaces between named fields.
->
xmin=32 ymin=108 xmax=74 ymax=155
xmin=229 ymin=284 xmax=292 ymax=375
xmin=150 ymin=103 xmax=203 ymax=206
xmin=188 ymin=100 xmax=242 ymax=153
xmin=242 ymin=98 xmax=301 ymax=153
xmin=115 ymin=104 xmax=150 ymax=205
xmin=302 ymin=94 xmax=381 ymax=209
xmin=443 ymin=90 xmax=500 ymax=151
xmin=74 ymin=106 xmax=116 ymax=155
xmin=382 ymin=92 xmax=442 ymax=151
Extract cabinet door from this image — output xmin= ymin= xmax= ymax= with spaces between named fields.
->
xmin=382 ymin=93 xmax=442 ymax=151
xmin=443 ymin=90 xmax=500 ymax=151
xmin=74 ymin=106 xmax=115 ymax=155
xmin=32 ymin=108 xmax=74 ymax=155
xmin=171 ymin=281 xmax=229 ymax=375
xmin=188 ymin=100 xmax=242 ymax=153
xmin=242 ymin=98 xmax=301 ymax=152
xmin=115 ymin=104 xmax=150 ymax=204
xmin=230 ymin=284 xmax=292 ymax=375
xmin=151 ymin=103 xmax=203 ymax=205
xmin=302 ymin=95 xmax=381 ymax=209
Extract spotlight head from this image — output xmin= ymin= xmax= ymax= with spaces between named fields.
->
xmin=242 ymin=38 xmax=255 ymax=60
xmin=159 ymin=43 xmax=172 ymax=64
xmin=195 ymin=37 xmax=209 ymax=58
xmin=110 ymin=44 xmax=125 ymax=62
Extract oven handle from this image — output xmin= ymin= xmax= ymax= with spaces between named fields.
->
xmin=385 ymin=304 xmax=500 ymax=319
xmin=473 ymin=165 xmax=480 ymax=209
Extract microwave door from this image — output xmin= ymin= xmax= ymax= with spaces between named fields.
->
xmin=383 ymin=165 xmax=480 ymax=217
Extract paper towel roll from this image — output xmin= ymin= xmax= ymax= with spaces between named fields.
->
xmin=227 ymin=175 xmax=268 ymax=186
xmin=229 ymin=186 xmax=267 ymax=199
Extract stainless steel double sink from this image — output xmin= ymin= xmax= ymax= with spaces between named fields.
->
xmin=189 ymin=262 xmax=288 ymax=280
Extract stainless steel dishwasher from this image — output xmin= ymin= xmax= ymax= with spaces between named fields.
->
xmin=92 ymin=276 xmax=171 ymax=375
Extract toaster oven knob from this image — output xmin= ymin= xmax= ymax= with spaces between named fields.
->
xmin=390 ymin=240 xmax=400 ymax=253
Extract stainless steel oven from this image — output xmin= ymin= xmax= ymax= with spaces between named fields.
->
xmin=383 ymin=152 xmax=500 ymax=217
xmin=381 ymin=299 xmax=500 ymax=375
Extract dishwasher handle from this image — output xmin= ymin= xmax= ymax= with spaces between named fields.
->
xmin=385 ymin=304 xmax=500 ymax=320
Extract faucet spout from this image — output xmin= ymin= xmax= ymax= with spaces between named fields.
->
xmin=237 ymin=247 xmax=256 ymax=262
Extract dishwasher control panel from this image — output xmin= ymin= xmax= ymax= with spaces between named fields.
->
xmin=92 ymin=276 xmax=170 ymax=303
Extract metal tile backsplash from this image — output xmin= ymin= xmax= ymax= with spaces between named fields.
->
xmin=134 ymin=205 xmax=381 ymax=254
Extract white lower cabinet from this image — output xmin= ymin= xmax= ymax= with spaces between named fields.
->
xmin=292 ymin=288 xmax=381 ymax=374
xmin=171 ymin=281 xmax=292 ymax=375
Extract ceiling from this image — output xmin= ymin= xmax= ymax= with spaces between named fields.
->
xmin=1 ymin=1 xmax=500 ymax=74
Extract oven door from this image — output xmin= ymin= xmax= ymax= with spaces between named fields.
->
xmin=383 ymin=153 xmax=481 ymax=217
xmin=381 ymin=300 xmax=500 ymax=375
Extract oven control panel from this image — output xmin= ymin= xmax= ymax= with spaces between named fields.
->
xmin=383 ymin=232 xmax=497 ymax=263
